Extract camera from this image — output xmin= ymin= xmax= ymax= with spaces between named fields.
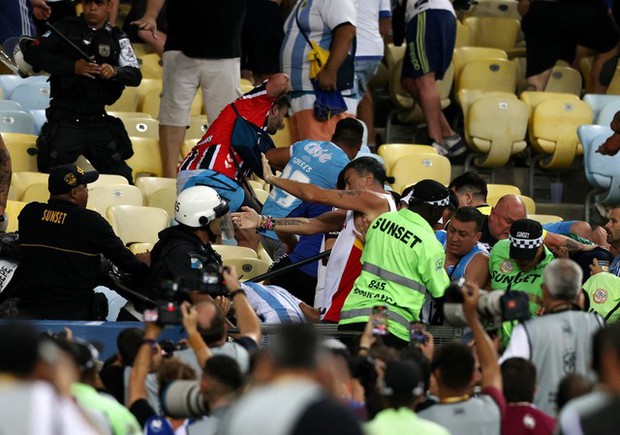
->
xmin=144 ymin=263 xmax=228 ymax=326
xmin=160 ymin=380 xmax=208 ymax=418
xmin=442 ymin=278 xmax=531 ymax=327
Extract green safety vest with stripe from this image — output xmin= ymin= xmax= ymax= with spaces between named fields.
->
xmin=339 ymin=209 xmax=450 ymax=342
xmin=583 ymin=272 xmax=620 ymax=323
xmin=489 ymin=239 xmax=555 ymax=343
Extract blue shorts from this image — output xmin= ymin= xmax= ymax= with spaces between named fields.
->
xmin=177 ymin=169 xmax=246 ymax=212
xmin=354 ymin=58 xmax=381 ymax=99
xmin=401 ymin=9 xmax=456 ymax=80
xmin=543 ymin=220 xmax=576 ymax=235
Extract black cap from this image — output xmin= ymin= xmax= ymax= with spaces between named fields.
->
xmin=48 ymin=164 xmax=99 ymax=195
xmin=403 ymin=179 xmax=450 ymax=207
xmin=509 ymin=219 xmax=544 ymax=261
xmin=382 ymin=360 xmax=423 ymax=398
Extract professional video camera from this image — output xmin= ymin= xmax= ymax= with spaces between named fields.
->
xmin=443 ymin=278 xmax=531 ymax=327
xmin=160 ymin=380 xmax=208 ymax=418
xmin=144 ymin=263 xmax=228 ymax=326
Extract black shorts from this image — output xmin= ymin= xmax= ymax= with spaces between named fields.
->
xmin=241 ymin=0 xmax=284 ymax=75
xmin=522 ymin=1 xmax=620 ymax=77
xmin=401 ymin=9 xmax=456 ymax=80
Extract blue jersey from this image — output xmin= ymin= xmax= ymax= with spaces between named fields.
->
xmin=435 ymin=230 xmax=489 ymax=280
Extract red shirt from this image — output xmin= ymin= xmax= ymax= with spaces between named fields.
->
xmin=178 ymin=82 xmax=275 ymax=179
xmin=503 ymin=403 xmax=555 ymax=435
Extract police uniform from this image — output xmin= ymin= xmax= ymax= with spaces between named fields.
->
xmin=146 ymin=226 xmax=222 ymax=299
xmin=23 ymin=14 xmax=141 ymax=181
xmin=339 ymin=180 xmax=451 ymax=343
xmin=16 ymin=165 xmax=148 ymax=320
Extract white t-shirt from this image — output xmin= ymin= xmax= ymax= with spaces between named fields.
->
xmin=356 ymin=0 xmax=391 ymax=58
xmin=405 ymin=0 xmax=455 ymax=22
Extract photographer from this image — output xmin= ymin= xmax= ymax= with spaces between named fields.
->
xmin=419 ymin=282 xmax=505 ymax=435
xmin=500 ymin=259 xmax=604 ymax=416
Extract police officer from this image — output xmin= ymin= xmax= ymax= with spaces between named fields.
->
xmin=16 ymin=164 xmax=149 ymax=320
xmin=339 ymin=179 xmax=451 ymax=347
xmin=146 ymin=186 xmax=230 ymax=298
xmin=22 ymin=0 xmax=141 ymax=182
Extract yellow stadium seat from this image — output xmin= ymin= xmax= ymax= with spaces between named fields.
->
xmin=455 ymin=20 xmax=472 ymax=48
xmin=147 ymin=187 xmax=176 ymax=218
xmin=519 ymin=91 xmax=582 ymax=117
xmin=107 ymin=205 xmax=169 ymax=246
xmin=222 ymin=257 xmax=271 ymax=281
xmin=139 ymin=53 xmax=162 ymax=79
xmin=211 ymin=244 xmax=258 ymax=260
xmin=136 ymin=78 xmax=162 ymax=112
xmin=182 ymin=138 xmax=200 ymax=160
xmin=107 ymin=111 xmax=153 ymax=121
xmin=457 ymin=58 xmax=518 ymax=94
xmin=131 ymin=43 xmax=155 ymax=58
xmin=457 ymin=89 xmax=528 ymax=169
xmin=10 ymin=171 xmax=48 ymax=201
xmin=544 ymin=66 xmax=583 ymax=96
xmin=20 ymin=182 xmax=49 ymax=203
xmin=6 ymin=200 xmax=27 ymax=233
xmin=488 ymin=194 xmax=536 ymax=214
xmin=141 ymin=87 xmax=202 ymax=119
xmin=135 ymin=176 xmax=177 ymax=199
xmin=186 ymin=116 xmax=208 ymax=140
xmin=253 ymin=189 xmax=269 ymax=205
xmin=247 ymin=180 xmax=264 ymax=191
xmin=578 ymin=56 xmax=594 ymax=94
xmin=377 ymin=143 xmax=438 ymax=175
xmin=87 ymin=184 xmax=144 ymax=217
xmin=257 ymin=243 xmax=273 ymax=266
xmin=240 ymin=78 xmax=254 ymax=94
xmin=106 ymin=86 xmax=139 ymax=112
xmin=91 ymin=174 xmax=131 ymax=187
xmin=390 ymin=154 xmax=451 ymax=193
xmin=126 ymin=137 xmax=164 ymax=180
xmin=486 ymin=183 xmax=521 ymax=198
xmin=463 ymin=17 xmax=521 ymax=51
xmin=129 ymin=242 xmax=153 ymax=254
xmin=464 ymin=0 xmax=521 ymax=20
xmin=527 ymin=214 xmax=563 ymax=225
xmin=2 ymin=133 xmax=38 ymax=172
xmin=270 ymin=117 xmax=292 ymax=148
xmin=121 ymin=117 xmax=159 ymax=139
xmin=384 ymin=43 xmax=407 ymax=75
xmin=452 ymin=47 xmax=508 ymax=83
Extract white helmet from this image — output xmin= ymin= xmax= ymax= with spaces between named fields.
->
xmin=175 ymin=186 xmax=229 ymax=228
xmin=12 ymin=36 xmax=38 ymax=78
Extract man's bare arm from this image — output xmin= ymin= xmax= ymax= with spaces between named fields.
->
xmin=0 ymin=134 xmax=12 ymax=216
xmin=544 ymin=231 xmax=595 ymax=254
xmin=231 ymin=207 xmax=346 ymax=235
xmin=131 ymin=0 xmax=165 ymax=37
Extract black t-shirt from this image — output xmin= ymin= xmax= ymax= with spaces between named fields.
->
xmin=164 ymin=0 xmax=246 ymax=58
xmin=479 ymin=215 xmax=498 ymax=250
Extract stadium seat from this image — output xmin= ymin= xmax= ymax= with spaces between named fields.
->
xmin=463 ymin=17 xmax=521 ymax=51
xmin=521 ymin=92 xmax=593 ymax=196
xmin=135 ymin=176 xmax=177 ymax=199
xmin=146 ymin=187 xmax=176 ymax=218
xmin=270 ymin=117 xmax=292 ymax=148
xmin=464 ymin=0 xmax=521 ymax=20
xmin=455 ymin=20 xmax=471 ymax=48
xmin=384 ymin=43 xmax=407 ymax=76
xmin=131 ymin=43 xmax=155 ymax=58
xmin=486 ymin=183 xmax=521 ymax=198
xmin=544 ymin=66 xmax=582 ymax=96
xmin=1 ymin=133 xmax=38 ymax=172
xmin=488 ymin=194 xmax=536 ymax=214
xmin=0 ymin=100 xmax=23 ymax=111
xmin=0 ymin=110 xmax=35 ymax=134
xmin=122 ymin=117 xmax=159 ymax=139
xmin=20 ymin=182 xmax=49 ymax=203
xmin=107 ymin=111 xmax=153 ymax=121
xmin=141 ymin=86 xmax=202 ymax=119
xmin=136 ymin=78 xmax=162 ymax=112
xmin=139 ymin=53 xmax=163 ymax=79
xmin=90 ymin=174 xmax=131 ymax=187
xmin=253 ymin=189 xmax=269 ymax=205
xmin=129 ymin=242 xmax=153 ymax=254
xmin=527 ymin=214 xmax=563 ymax=225
xmin=240 ymin=78 xmax=254 ymax=94
xmin=596 ymin=99 xmax=620 ymax=127
xmin=29 ymin=109 xmax=47 ymax=135
xmin=211 ymin=244 xmax=258 ymax=260
xmin=5 ymin=200 xmax=27 ymax=233
xmin=106 ymin=86 xmax=139 ymax=112
xmin=456 ymin=58 xmax=517 ymax=94
xmin=452 ymin=47 xmax=508 ymax=83
xmin=222 ymin=257 xmax=271 ymax=281
xmin=0 ymin=75 xmax=25 ymax=97
xmin=457 ymin=89 xmax=528 ymax=170
xmin=182 ymin=138 xmax=200 ymax=160
xmin=186 ymin=116 xmax=208 ymax=140
xmin=126 ymin=137 xmax=164 ymax=179
xmin=390 ymin=153 xmax=451 ymax=193
xmin=583 ymin=94 xmax=620 ymax=124
xmin=577 ymin=124 xmax=620 ymax=222
xmin=377 ymin=143 xmax=438 ymax=176
xmin=107 ymin=205 xmax=169 ymax=246
xmin=9 ymin=82 xmax=51 ymax=110
xmin=10 ymin=171 xmax=48 ymax=201
xmin=87 ymin=184 xmax=144 ymax=217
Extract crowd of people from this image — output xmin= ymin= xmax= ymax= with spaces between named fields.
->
xmin=1 ymin=0 xmax=620 ymax=434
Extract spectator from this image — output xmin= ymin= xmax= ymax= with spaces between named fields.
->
xmin=16 ymin=164 xmax=149 ymax=320
xmin=556 ymin=373 xmax=595 ymax=412
xmin=146 ymin=186 xmax=227 ymax=298
xmin=232 ymin=156 xmax=397 ymax=316
xmin=501 ymin=357 xmax=555 ymax=435
xmin=133 ymin=0 xmax=246 ymax=178
xmin=500 ymin=259 xmax=605 ymax=415
xmin=240 ymin=281 xmax=320 ymax=323
xmin=401 ymin=0 xmax=465 ymax=158
xmin=0 ymin=0 xmax=50 ymax=44
xmin=23 ymin=0 xmax=141 ymax=182
xmin=449 ymin=171 xmax=491 ymax=214
xmin=260 ymin=117 xmax=364 ymax=300
xmin=122 ymin=0 xmax=167 ymax=56
xmin=365 ymin=360 xmax=449 ymax=435
xmin=339 ymin=179 xmax=451 ymax=346
xmin=518 ymin=0 xmax=620 ymax=93
xmin=280 ymin=0 xmax=357 ymax=143
xmin=582 ymin=271 xmax=620 ymax=323
xmin=590 ymin=204 xmax=620 ymax=277
xmin=217 ymin=323 xmax=364 ymax=435
xmin=419 ymin=282 xmax=505 ymax=434
xmin=435 ymin=206 xmax=490 ymax=288
xmin=0 ymin=134 xmax=12 ymax=230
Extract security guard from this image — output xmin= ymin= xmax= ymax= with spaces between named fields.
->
xmin=22 ymin=0 xmax=141 ymax=182
xmin=583 ymin=272 xmax=620 ymax=323
xmin=16 ymin=164 xmax=149 ymax=320
xmin=339 ymin=179 xmax=451 ymax=346
xmin=147 ymin=186 xmax=230 ymax=298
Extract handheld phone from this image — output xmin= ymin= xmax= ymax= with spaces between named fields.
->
xmin=372 ymin=305 xmax=389 ymax=336
xmin=143 ymin=309 xmax=159 ymax=323
xmin=409 ymin=321 xmax=426 ymax=346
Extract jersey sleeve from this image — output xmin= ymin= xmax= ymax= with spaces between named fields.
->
xmin=318 ymin=0 xmax=357 ymax=30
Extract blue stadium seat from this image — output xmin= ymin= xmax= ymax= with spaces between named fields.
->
xmin=0 ymin=110 xmax=35 ymax=134
xmin=583 ymin=94 xmax=620 ymax=124
xmin=28 ymin=109 xmax=47 ymax=135
xmin=9 ymin=81 xmax=51 ymax=111
xmin=0 ymin=100 xmax=23 ymax=111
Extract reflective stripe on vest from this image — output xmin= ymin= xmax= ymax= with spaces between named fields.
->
xmin=362 ymin=262 xmax=428 ymax=295
xmin=339 ymin=307 xmax=411 ymax=331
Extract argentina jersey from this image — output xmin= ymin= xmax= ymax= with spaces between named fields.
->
xmin=261 ymin=140 xmax=350 ymax=240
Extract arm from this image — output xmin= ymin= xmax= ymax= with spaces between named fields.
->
xmin=0 ymin=134 xmax=11 ymax=217
xmin=181 ymin=302 xmax=212 ymax=370
xmin=223 ymin=266 xmax=262 ymax=345
xmin=517 ymin=0 xmax=531 ymax=17
xmin=127 ymin=322 xmax=161 ymax=409
xmin=265 ymin=72 xmax=291 ymax=98
xmin=232 ymin=206 xmax=347 ymax=235
xmin=464 ymin=254 xmax=490 ymax=290
xmin=93 ymin=215 xmax=150 ymax=276
xmin=544 ymin=231 xmax=595 ymax=254
xmin=379 ymin=17 xmax=391 ymax=38
xmin=30 ymin=0 xmax=51 ymax=21
xmin=316 ymin=23 xmax=356 ymax=91
xmin=130 ymin=0 xmax=165 ymax=37
xmin=264 ymin=147 xmax=292 ymax=172
xmin=462 ymin=282 xmax=502 ymax=390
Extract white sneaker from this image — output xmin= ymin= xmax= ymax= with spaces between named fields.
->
xmin=444 ymin=134 xmax=467 ymax=157
xmin=431 ymin=142 xmax=450 ymax=156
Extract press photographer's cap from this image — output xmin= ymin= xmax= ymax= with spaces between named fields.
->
xmin=509 ymin=219 xmax=543 ymax=261
xmin=403 ymin=179 xmax=450 ymax=207
xmin=48 ymin=164 xmax=99 ymax=195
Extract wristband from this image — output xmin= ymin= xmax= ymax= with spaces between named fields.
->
xmin=142 ymin=339 xmax=158 ymax=352
xmin=359 ymin=346 xmax=370 ymax=352
xmin=229 ymin=289 xmax=246 ymax=299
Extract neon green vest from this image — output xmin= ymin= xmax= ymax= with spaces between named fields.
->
xmin=339 ymin=209 xmax=450 ymax=342
xmin=583 ymin=273 xmax=620 ymax=323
